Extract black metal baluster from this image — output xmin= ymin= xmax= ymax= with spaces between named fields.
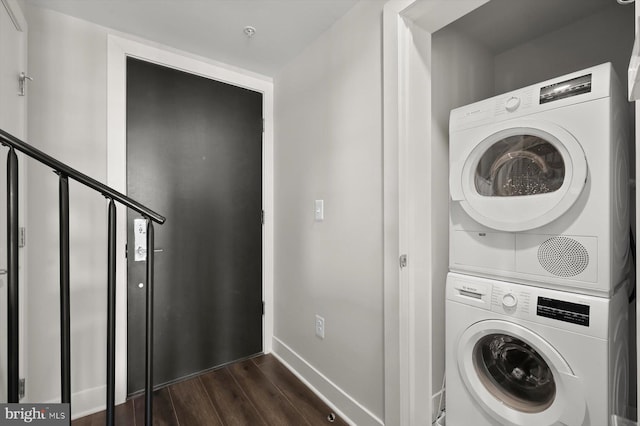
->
xmin=145 ymin=219 xmax=154 ymax=426
xmin=7 ymin=147 xmax=19 ymax=402
xmin=0 ymin=129 xmax=166 ymax=420
xmin=106 ymin=199 xmax=116 ymax=426
xmin=59 ymin=174 xmax=71 ymax=404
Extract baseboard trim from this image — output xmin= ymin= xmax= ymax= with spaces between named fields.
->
xmin=65 ymin=385 xmax=106 ymax=420
xmin=272 ymin=337 xmax=383 ymax=426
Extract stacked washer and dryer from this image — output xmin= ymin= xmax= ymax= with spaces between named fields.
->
xmin=446 ymin=63 xmax=632 ymax=426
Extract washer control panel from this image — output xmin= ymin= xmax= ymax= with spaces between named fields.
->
xmin=491 ymin=287 xmax=530 ymax=315
xmin=537 ymin=297 xmax=590 ymax=327
xmin=502 ymin=293 xmax=518 ymax=309
xmin=447 ymin=273 xmax=607 ymax=338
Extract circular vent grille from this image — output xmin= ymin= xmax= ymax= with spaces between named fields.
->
xmin=537 ymin=237 xmax=589 ymax=277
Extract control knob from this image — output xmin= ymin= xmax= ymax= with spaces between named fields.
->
xmin=505 ymin=96 xmax=521 ymax=112
xmin=502 ymin=293 xmax=518 ymax=309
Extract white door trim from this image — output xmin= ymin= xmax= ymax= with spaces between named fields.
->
xmin=1 ymin=0 xmax=26 ymax=31
xmin=0 ymin=0 xmax=27 ymax=402
xmin=107 ymin=34 xmax=274 ymax=404
xmin=382 ymin=1 xmax=489 ymax=424
xmin=636 ymin=1 xmax=640 ymax=416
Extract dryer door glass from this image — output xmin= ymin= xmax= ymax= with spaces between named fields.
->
xmin=473 ymin=333 xmax=556 ymax=413
xmin=475 ymin=135 xmax=565 ymax=197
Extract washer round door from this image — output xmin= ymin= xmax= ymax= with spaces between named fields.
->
xmin=457 ymin=320 xmax=586 ymax=426
xmin=451 ymin=120 xmax=587 ymax=232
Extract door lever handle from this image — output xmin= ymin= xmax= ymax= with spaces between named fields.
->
xmin=0 ymin=269 xmax=6 ymax=275
xmin=135 ymin=247 xmax=164 ymax=255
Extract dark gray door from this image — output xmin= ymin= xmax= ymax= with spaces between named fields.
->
xmin=126 ymin=57 xmax=263 ymax=394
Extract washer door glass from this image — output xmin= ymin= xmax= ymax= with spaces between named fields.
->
xmin=473 ymin=333 xmax=556 ymax=413
xmin=475 ymin=135 xmax=565 ymax=197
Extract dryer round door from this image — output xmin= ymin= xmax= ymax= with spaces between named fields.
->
xmin=456 ymin=320 xmax=586 ymax=426
xmin=452 ymin=120 xmax=587 ymax=232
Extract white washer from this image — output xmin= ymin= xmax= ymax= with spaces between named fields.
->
xmin=449 ymin=63 xmax=630 ymax=296
xmin=445 ymin=272 xmax=629 ymax=426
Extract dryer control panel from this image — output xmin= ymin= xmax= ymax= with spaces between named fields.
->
xmin=539 ymin=73 xmax=592 ymax=104
xmin=449 ymin=63 xmax=612 ymax=132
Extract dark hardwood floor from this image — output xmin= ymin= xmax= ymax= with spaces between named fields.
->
xmin=72 ymin=354 xmax=349 ymax=426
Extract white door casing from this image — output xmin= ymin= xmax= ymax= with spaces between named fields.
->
xmin=382 ymin=0 xmax=490 ymax=424
xmin=0 ymin=0 xmax=27 ymax=403
xmin=107 ymin=35 xmax=274 ymax=405
xmin=636 ymin=1 xmax=640 ymax=417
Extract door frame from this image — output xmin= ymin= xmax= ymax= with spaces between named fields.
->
xmin=0 ymin=0 xmax=27 ymax=401
xmin=636 ymin=3 xmax=640 ymax=419
xmin=382 ymin=1 xmax=490 ymax=424
xmin=107 ymin=34 xmax=274 ymax=404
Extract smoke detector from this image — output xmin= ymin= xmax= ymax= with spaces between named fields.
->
xmin=243 ymin=26 xmax=256 ymax=38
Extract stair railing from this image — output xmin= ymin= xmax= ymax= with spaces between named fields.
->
xmin=1 ymin=128 xmax=165 ymax=426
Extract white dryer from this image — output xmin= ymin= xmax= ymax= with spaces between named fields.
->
xmin=445 ymin=272 xmax=629 ymax=426
xmin=449 ymin=63 xmax=630 ymax=296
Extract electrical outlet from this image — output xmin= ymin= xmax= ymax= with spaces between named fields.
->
xmin=315 ymin=314 xmax=325 ymax=339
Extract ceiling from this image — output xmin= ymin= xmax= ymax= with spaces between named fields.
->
xmin=444 ymin=0 xmax=620 ymax=54
xmin=25 ymin=0 xmax=626 ymax=77
xmin=24 ymin=0 xmax=359 ymax=77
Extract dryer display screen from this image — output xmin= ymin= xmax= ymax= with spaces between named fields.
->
xmin=536 ymin=297 xmax=590 ymax=326
xmin=539 ymin=74 xmax=592 ymax=104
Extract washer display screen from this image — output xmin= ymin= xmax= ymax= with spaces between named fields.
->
xmin=473 ymin=333 xmax=556 ymax=413
xmin=537 ymin=297 xmax=590 ymax=327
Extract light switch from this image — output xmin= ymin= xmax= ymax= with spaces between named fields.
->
xmin=314 ymin=200 xmax=324 ymax=221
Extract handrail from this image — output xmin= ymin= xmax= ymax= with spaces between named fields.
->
xmin=2 ymin=128 xmax=163 ymax=426
xmin=0 ymin=128 xmax=165 ymax=224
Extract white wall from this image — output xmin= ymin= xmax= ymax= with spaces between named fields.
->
xmin=493 ymin=5 xmax=633 ymax=94
xmin=273 ymin=1 xmax=385 ymax=424
xmin=23 ymin=4 xmax=110 ymax=412
xmin=430 ymin=26 xmax=494 ymax=413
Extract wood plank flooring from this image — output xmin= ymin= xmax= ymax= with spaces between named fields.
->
xmin=72 ymin=354 xmax=349 ymax=426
